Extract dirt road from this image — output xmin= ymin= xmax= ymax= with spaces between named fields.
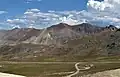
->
xmin=66 ymin=63 xmax=93 ymax=77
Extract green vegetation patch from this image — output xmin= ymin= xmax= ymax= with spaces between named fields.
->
xmin=0 ymin=62 xmax=75 ymax=77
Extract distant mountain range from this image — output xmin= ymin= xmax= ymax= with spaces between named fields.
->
xmin=0 ymin=23 xmax=112 ymax=45
xmin=0 ymin=23 xmax=119 ymax=61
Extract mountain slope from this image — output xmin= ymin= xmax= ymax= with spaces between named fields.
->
xmin=0 ymin=23 xmax=119 ymax=61
xmin=31 ymin=23 xmax=105 ymax=45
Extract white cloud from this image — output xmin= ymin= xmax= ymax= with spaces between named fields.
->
xmin=26 ymin=0 xmax=42 ymax=3
xmin=12 ymin=25 xmax=21 ymax=29
xmin=87 ymin=0 xmax=120 ymax=13
xmin=28 ymin=25 xmax=36 ymax=28
xmin=28 ymin=9 xmax=40 ymax=12
xmin=6 ymin=9 xmax=86 ymax=28
xmin=7 ymin=19 xmax=27 ymax=24
xmin=24 ymin=11 xmax=33 ymax=15
xmin=87 ymin=0 xmax=113 ymax=11
xmin=3 ymin=8 xmax=107 ymax=29
xmin=86 ymin=0 xmax=120 ymax=26
xmin=0 ymin=11 xmax=7 ymax=14
xmin=2 ymin=0 xmax=120 ymax=29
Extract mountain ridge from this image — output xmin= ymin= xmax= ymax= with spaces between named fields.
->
xmin=0 ymin=23 xmax=119 ymax=61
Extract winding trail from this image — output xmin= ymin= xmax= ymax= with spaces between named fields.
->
xmin=66 ymin=63 xmax=93 ymax=77
xmin=66 ymin=63 xmax=80 ymax=77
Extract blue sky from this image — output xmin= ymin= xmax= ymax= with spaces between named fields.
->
xmin=0 ymin=0 xmax=120 ymax=29
xmin=0 ymin=0 xmax=87 ymax=19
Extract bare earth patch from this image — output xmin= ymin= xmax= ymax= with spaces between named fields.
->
xmin=0 ymin=72 xmax=25 ymax=77
xmin=82 ymin=69 xmax=120 ymax=77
